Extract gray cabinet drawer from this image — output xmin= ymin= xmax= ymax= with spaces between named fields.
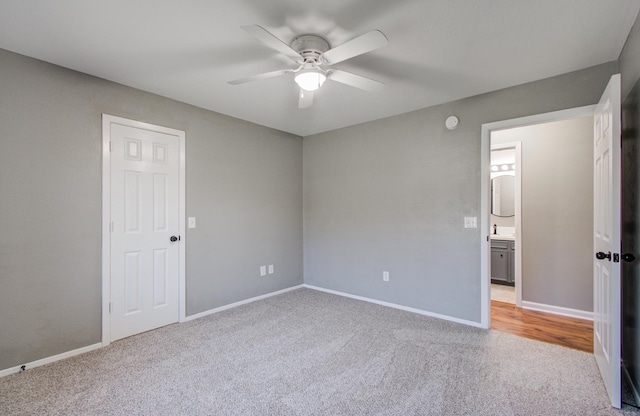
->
xmin=491 ymin=240 xmax=509 ymax=250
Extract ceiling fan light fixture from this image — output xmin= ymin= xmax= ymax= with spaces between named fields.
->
xmin=295 ymin=69 xmax=326 ymax=91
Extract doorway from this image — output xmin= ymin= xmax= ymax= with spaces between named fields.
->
xmin=480 ymin=105 xmax=596 ymax=328
xmin=101 ymin=115 xmax=186 ymax=346
xmin=489 ymin=141 xmax=521 ymax=306
xmin=486 ymin=114 xmax=595 ymax=354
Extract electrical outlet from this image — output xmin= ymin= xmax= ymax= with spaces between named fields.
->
xmin=383 ymin=271 xmax=390 ymax=282
xmin=260 ymin=266 xmax=267 ymax=276
xmin=268 ymin=264 xmax=274 ymax=275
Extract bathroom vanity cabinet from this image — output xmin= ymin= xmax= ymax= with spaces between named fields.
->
xmin=491 ymin=238 xmax=515 ymax=285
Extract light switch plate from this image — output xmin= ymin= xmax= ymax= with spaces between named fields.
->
xmin=268 ymin=265 xmax=274 ymax=274
xmin=260 ymin=266 xmax=267 ymax=276
xmin=188 ymin=217 xmax=196 ymax=228
xmin=464 ymin=216 xmax=477 ymax=228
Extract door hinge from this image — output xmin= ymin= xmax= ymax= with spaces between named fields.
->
xmin=613 ymin=253 xmax=620 ymax=263
xmin=110 ymin=221 xmax=114 ymax=232
xmin=109 ymin=302 xmax=112 ymax=313
xmin=109 ymin=141 xmax=113 ymax=152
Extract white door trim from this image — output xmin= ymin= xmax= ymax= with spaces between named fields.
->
xmin=101 ymin=114 xmax=186 ymax=346
xmin=480 ymin=105 xmax=596 ymax=329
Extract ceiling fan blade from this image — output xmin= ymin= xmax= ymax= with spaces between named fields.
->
xmin=242 ymin=25 xmax=302 ymax=62
xmin=298 ymin=89 xmax=314 ymax=109
xmin=322 ymin=30 xmax=388 ymax=65
xmin=228 ymin=69 xmax=292 ymax=85
xmin=328 ymin=69 xmax=384 ymax=92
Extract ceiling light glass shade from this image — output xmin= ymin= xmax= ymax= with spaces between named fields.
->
xmin=295 ymin=69 xmax=327 ymax=91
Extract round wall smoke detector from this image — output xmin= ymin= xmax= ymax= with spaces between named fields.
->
xmin=445 ymin=115 xmax=459 ymax=130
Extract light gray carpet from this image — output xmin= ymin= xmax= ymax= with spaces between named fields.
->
xmin=1 ymin=288 xmax=639 ymax=415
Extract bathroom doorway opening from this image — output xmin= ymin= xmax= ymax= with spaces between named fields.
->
xmin=480 ymin=105 xmax=597 ymax=328
xmin=489 ymin=141 xmax=521 ymax=307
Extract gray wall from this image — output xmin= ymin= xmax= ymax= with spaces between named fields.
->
xmin=492 ymin=117 xmax=594 ymax=312
xmin=621 ymin=11 xmax=640 ymax=100
xmin=0 ymin=49 xmax=303 ymax=370
xmin=619 ymin=9 xmax=640 ymax=400
xmin=303 ymin=62 xmax=617 ymax=323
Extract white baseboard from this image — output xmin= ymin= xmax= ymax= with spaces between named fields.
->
xmin=184 ymin=284 xmax=304 ymax=322
xmin=521 ymin=300 xmax=593 ymax=321
xmin=303 ymin=284 xmax=484 ymax=328
xmin=0 ymin=342 xmax=103 ymax=378
xmin=623 ymin=363 xmax=640 ymax=406
xmin=1 ymin=285 xmax=305 ymax=378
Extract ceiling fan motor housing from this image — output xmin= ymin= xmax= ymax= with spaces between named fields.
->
xmin=291 ymin=35 xmax=330 ymax=62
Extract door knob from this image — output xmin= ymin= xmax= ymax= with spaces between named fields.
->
xmin=596 ymin=251 xmax=611 ymax=261
xmin=622 ymin=253 xmax=636 ymax=262
xmin=170 ymin=236 xmax=179 ymax=242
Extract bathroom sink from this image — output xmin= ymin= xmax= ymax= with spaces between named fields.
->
xmin=491 ymin=234 xmax=515 ymax=239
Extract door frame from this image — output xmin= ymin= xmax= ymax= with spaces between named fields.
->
xmin=480 ymin=105 xmax=595 ymax=328
xmin=101 ymin=114 xmax=186 ymax=346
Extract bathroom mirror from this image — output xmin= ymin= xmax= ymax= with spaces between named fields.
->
xmin=491 ymin=175 xmax=515 ymax=217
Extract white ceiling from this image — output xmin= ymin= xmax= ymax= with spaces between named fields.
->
xmin=1 ymin=1 xmax=639 ymax=137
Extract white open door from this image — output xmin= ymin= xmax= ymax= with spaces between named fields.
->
xmin=593 ymin=74 xmax=622 ymax=408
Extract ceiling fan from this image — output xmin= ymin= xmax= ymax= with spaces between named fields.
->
xmin=228 ymin=25 xmax=388 ymax=108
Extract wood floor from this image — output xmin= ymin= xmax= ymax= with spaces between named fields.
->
xmin=491 ymin=300 xmax=593 ymax=353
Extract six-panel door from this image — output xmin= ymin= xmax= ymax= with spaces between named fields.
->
xmin=110 ymin=123 xmax=180 ymax=341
